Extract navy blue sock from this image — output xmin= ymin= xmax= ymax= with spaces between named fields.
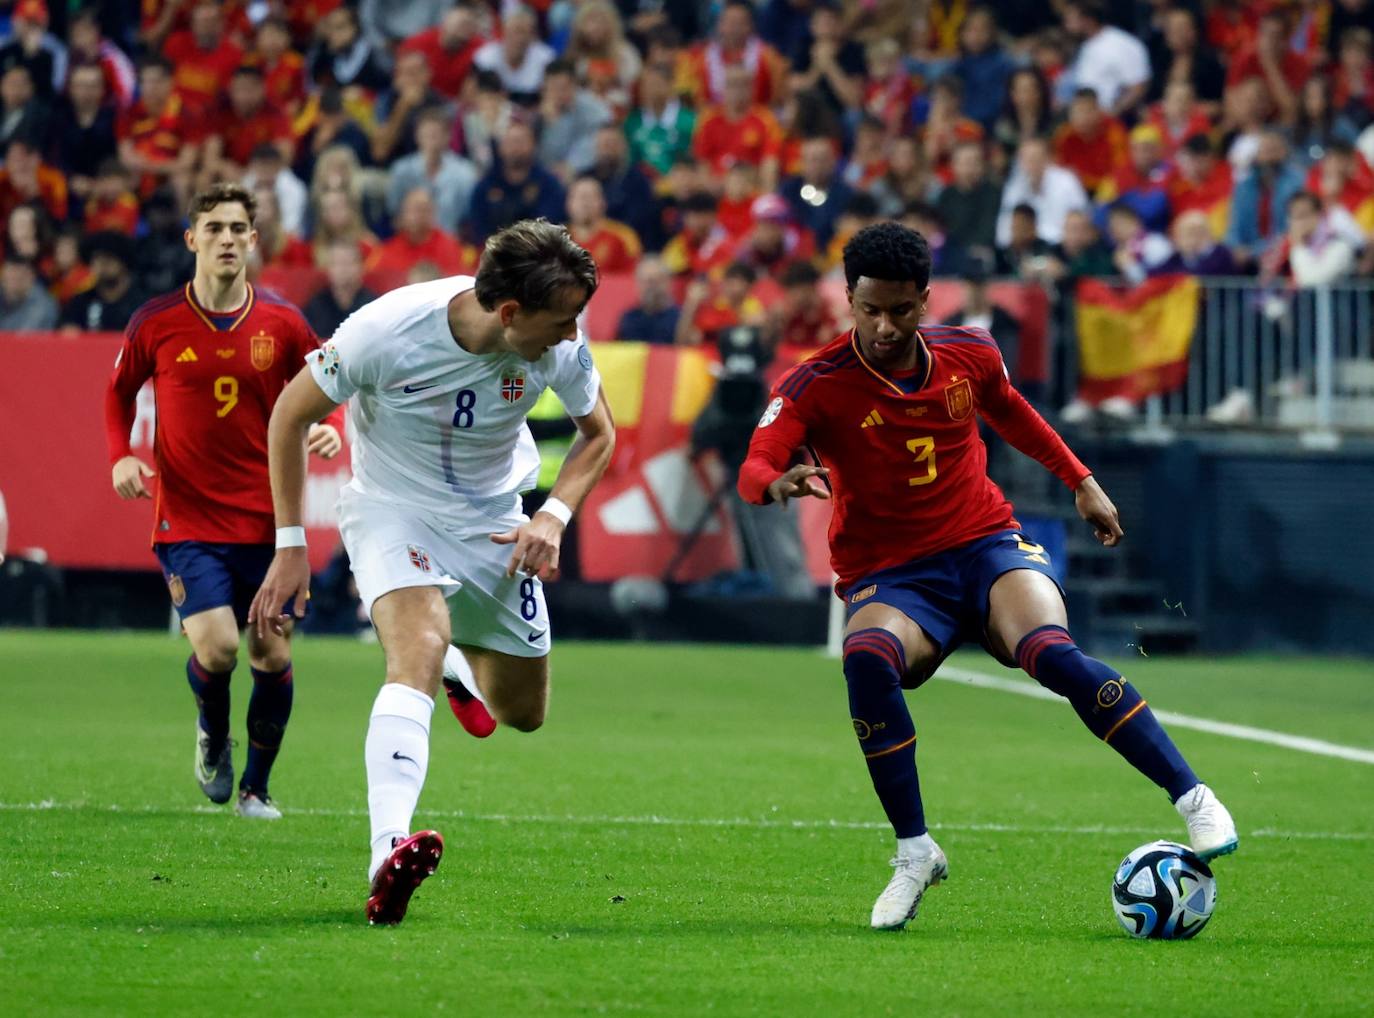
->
xmin=241 ymin=664 xmax=294 ymax=798
xmin=843 ymin=628 xmax=926 ymax=838
xmin=187 ymin=655 xmax=232 ymax=755
xmin=1017 ymin=626 xmax=1199 ymax=801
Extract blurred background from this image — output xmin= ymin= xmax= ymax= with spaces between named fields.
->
xmin=2 ymin=0 xmax=1373 ymax=658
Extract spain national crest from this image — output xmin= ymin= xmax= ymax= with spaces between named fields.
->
xmin=167 ymin=574 xmax=186 ymax=607
xmin=251 ymin=331 xmax=276 ymax=371
xmin=944 ymin=377 xmax=973 ymax=420
xmin=501 ymin=371 xmax=526 ymax=403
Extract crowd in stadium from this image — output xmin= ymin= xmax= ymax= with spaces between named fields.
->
xmin=3 ymin=0 xmax=1374 ymax=359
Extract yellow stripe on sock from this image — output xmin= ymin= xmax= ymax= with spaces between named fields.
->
xmin=864 ymin=734 xmax=917 ymax=759
xmin=1103 ymin=700 xmax=1148 ymax=743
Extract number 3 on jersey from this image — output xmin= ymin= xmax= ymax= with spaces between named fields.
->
xmin=906 ymin=436 xmax=938 ymax=486
xmin=452 ymin=388 xmax=477 ymax=428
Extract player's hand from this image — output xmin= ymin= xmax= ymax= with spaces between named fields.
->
xmin=111 ymin=455 xmax=156 ymax=499
xmin=248 ymin=548 xmax=311 ymax=638
xmin=1076 ymin=475 xmax=1124 ymax=547
xmin=490 ymin=512 xmax=564 ymax=579
xmin=307 ymin=423 xmax=342 ymax=459
xmin=767 ymin=465 xmax=830 ymax=509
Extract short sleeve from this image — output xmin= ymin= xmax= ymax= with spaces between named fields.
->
xmin=547 ymin=333 xmax=601 ymax=418
xmin=308 ymin=305 xmax=382 ymax=404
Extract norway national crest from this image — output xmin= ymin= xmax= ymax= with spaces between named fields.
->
xmin=944 ymin=377 xmax=973 ymax=420
xmin=250 ymin=331 xmax=276 ymax=371
xmin=501 ymin=371 xmax=526 ymax=404
xmin=407 ymin=545 xmax=431 ymax=572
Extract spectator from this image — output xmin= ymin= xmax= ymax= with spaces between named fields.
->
xmin=936 ymin=140 xmax=1000 ymax=258
xmin=538 ymin=58 xmax=613 ymax=180
xmin=466 ymin=119 xmax=566 ymax=241
xmin=1097 ymin=124 xmax=1172 ymax=234
xmin=901 ymin=201 xmax=965 ymax=277
xmin=941 ymin=257 xmax=1020 ymax=379
xmin=1227 ymin=130 xmax=1306 ymax=264
xmin=83 ymin=159 xmax=140 ymax=236
xmin=780 ymin=135 xmax=853 ymax=248
xmin=0 ymin=136 xmax=67 ymax=225
xmin=6 ymin=199 xmax=51 ymax=269
xmin=1283 ymin=189 xmax=1357 ymax=285
xmin=868 ymin=135 xmax=934 ymax=218
xmin=730 ymin=192 xmax=816 ymax=278
xmin=163 ymin=1 xmax=243 ymax=117
xmin=66 ymin=9 xmax=136 ymax=111
xmin=692 ymin=64 xmax=784 ymax=191
xmin=308 ymin=5 xmax=390 ymax=94
xmin=1309 ymin=141 xmax=1374 ymax=238
xmin=50 ymin=223 xmax=92 ymax=304
xmin=588 ymin=125 xmax=662 ymax=251
xmin=311 ymin=185 xmax=380 ymax=268
xmin=1223 ymin=77 xmax=1272 ymax=177
xmin=565 ymin=1 xmax=643 ymax=110
xmin=772 ymin=259 xmax=838 ymax=347
xmin=305 ymin=241 xmax=377 ymax=338
xmin=1147 ymin=80 xmax=1213 ymax=159
xmin=455 ymin=69 xmax=516 ymax=173
xmin=716 ymin=162 xmax=762 ymax=238
xmin=372 ymin=49 xmax=449 ymax=167
xmin=1154 ymin=209 xmax=1238 ymax=276
xmin=687 ymin=2 xmax=787 ymax=108
xmin=992 ymin=67 xmax=1053 ymax=171
xmin=1226 ymin=9 xmax=1304 ymax=125
xmin=1105 ymin=203 xmax=1174 ymax=285
xmin=0 ymin=65 xmax=46 ymax=152
xmin=995 ymin=203 xmax=1054 ymax=277
xmin=243 ymin=145 xmax=309 ymax=239
xmin=358 ymin=0 xmax=451 ymax=47
xmin=1148 ymin=7 xmax=1226 ymax=106
xmin=660 ymin=190 xmax=732 ymax=278
xmin=293 ymin=86 xmax=371 ymax=185
xmin=677 ymin=260 xmax=765 ymax=347
xmin=0 ymin=0 xmax=66 ymax=100
xmin=51 ymin=63 xmax=118 ymax=203
xmin=1061 ymin=0 xmax=1151 ymax=118
xmin=820 ymin=192 xmax=881 ymax=270
xmin=386 ymin=108 xmax=479 ymax=237
xmin=1333 ymin=26 xmax=1374 ymax=125
xmin=368 ymin=187 xmax=477 ymax=279
xmin=996 ymin=136 xmax=1089 ymax=246
xmin=566 ymin=175 xmax=642 ymax=274
xmin=133 ymin=187 xmax=194 ymax=295
xmin=616 ymin=255 xmax=681 ymax=344
xmin=397 ymin=3 xmax=485 ymax=100
xmin=1166 ymin=134 xmax=1234 ymax=234
xmin=202 ymin=66 xmax=295 ymax=183
xmin=862 ymin=37 xmax=917 ymax=137
xmin=787 ymin=1 xmax=864 ymax=119
xmin=757 ymin=0 xmax=817 ymax=64
xmin=920 ymin=76 xmax=984 ymax=185
xmin=948 ymin=6 xmax=1016 ymax=130
xmin=0 ymin=254 xmax=56 ymax=329
xmin=841 ymin=115 xmax=890 ymax=192
xmin=59 ymin=231 xmax=142 ymax=332
xmin=252 ymin=18 xmax=307 ymax=118
xmin=1292 ymin=76 xmax=1362 ymax=166
xmin=117 ymin=56 xmax=197 ymax=201
xmin=624 ymin=63 xmax=696 ymax=177
xmin=251 ymin=188 xmax=313 ymax=270
xmin=472 ymin=6 xmax=555 ymax=106
xmin=1041 ymin=208 xmax=1115 ymax=283
xmin=310 ymin=144 xmax=386 ymax=236
xmin=1052 ymin=88 xmax=1128 ymax=195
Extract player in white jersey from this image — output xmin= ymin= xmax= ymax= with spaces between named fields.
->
xmin=248 ymin=220 xmax=615 ymax=924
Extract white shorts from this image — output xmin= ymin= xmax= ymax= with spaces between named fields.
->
xmin=337 ymin=491 xmax=551 ymax=658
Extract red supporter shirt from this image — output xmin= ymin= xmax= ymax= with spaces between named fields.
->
xmin=84 ymin=192 xmax=141 ymax=235
xmin=217 ymin=103 xmax=295 ymax=166
xmin=104 ymin=283 xmax=342 ymax=546
xmin=164 ymin=31 xmax=245 ymax=115
xmin=572 ymin=220 xmax=642 ymax=275
xmin=692 ymin=106 xmax=782 ymax=173
xmin=365 ymin=228 xmax=478 ymax=279
xmin=259 ymin=52 xmax=307 ymax=113
xmin=117 ymin=94 xmax=199 ymax=197
xmin=738 ymin=326 xmax=1090 ymax=592
xmin=1052 ymin=119 xmax=1128 ymax=193
xmin=398 ymin=28 xmax=482 ymax=98
xmin=1165 ymin=160 xmax=1233 ymax=219
xmin=0 ymin=165 xmax=69 ymax=223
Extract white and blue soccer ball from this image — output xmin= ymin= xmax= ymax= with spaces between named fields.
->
xmin=1112 ymin=840 xmax=1217 ymax=939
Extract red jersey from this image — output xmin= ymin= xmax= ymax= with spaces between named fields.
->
xmin=366 ymin=228 xmax=479 ymax=279
xmin=104 ymin=283 xmax=338 ymax=545
xmin=398 ymin=27 xmax=483 ymax=98
xmin=692 ymin=106 xmax=783 ymax=174
xmin=164 ymin=30 xmax=245 ymax=115
xmin=571 ymin=220 xmax=642 ymax=274
xmin=215 ymin=102 xmax=295 ymax=167
xmin=738 ymin=326 xmax=1089 ymax=591
xmin=0 ymin=165 xmax=69 ymax=224
xmin=1052 ymin=118 xmax=1128 ymax=193
xmin=258 ymin=52 xmax=307 ymax=114
xmin=84 ymin=192 xmax=141 ymax=235
xmin=117 ymin=94 xmax=199 ymax=198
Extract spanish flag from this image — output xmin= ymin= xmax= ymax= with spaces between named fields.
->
xmin=1075 ymin=275 xmax=1200 ymax=402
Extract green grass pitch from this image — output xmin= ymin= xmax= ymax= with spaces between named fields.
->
xmin=2 ymin=631 xmax=1371 ymax=1016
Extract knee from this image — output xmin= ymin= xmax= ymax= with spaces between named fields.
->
xmin=386 ymin=628 xmax=448 ymax=683
xmin=196 ymin=643 xmax=238 ymax=674
xmin=252 ymin=650 xmax=292 ymax=674
xmin=842 ymin=628 xmax=908 ymax=687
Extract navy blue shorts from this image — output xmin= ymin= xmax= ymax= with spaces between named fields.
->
xmin=154 ymin=541 xmax=299 ymax=626
xmin=843 ymin=528 xmax=1064 ymax=681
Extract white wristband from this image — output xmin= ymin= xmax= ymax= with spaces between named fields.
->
xmin=275 ymin=525 xmax=307 ymax=549
xmin=539 ymin=497 xmax=573 ymax=526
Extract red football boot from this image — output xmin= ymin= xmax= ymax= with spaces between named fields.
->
xmin=442 ymin=678 xmax=497 ymax=738
xmin=365 ymin=831 xmax=444 ymax=926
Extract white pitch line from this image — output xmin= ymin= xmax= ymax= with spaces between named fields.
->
xmin=935 ymin=666 xmax=1374 ymax=766
xmin=1 ymin=801 xmax=1371 ymax=842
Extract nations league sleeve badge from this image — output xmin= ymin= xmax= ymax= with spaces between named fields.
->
xmin=758 ymin=396 xmax=783 ymax=427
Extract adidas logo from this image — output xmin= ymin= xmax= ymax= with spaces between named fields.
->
xmin=176 ymin=347 xmax=198 ymax=363
xmin=861 ymin=409 xmax=885 ymax=429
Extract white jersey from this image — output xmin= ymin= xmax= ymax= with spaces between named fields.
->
xmin=309 ymin=275 xmax=600 ymax=534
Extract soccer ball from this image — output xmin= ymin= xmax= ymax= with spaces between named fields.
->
xmin=1112 ymin=840 xmax=1217 ymax=939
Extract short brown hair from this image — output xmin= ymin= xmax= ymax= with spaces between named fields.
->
xmin=188 ymin=182 xmax=258 ymax=226
xmin=474 ymin=218 xmax=599 ymax=312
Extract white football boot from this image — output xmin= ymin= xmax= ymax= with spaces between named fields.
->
xmin=1175 ymin=783 xmax=1238 ymax=860
xmin=235 ymin=790 xmax=283 ymax=820
xmin=870 ymin=838 xmax=949 ymax=930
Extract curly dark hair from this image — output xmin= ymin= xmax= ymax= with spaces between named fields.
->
xmin=842 ymin=222 xmax=933 ymax=291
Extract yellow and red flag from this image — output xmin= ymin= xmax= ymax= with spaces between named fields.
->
xmin=1075 ymin=275 xmax=1200 ymax=402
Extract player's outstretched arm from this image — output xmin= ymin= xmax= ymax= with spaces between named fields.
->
xmin=249 ymin=370 xmax=341 ymax=637
xmin=737 ymin=390 xmax=816 ymax=507
xmin=1074 ymin=474 xmax=1124 ymax=547
xmin=491 ymin=386 xmax=617 ymax=579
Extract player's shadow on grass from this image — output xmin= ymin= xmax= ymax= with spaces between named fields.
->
xmin=55 ymin=907 xmax=363 ymax=933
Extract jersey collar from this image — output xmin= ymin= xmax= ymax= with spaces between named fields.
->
xmin=185 ymin=281 xmax=255 ymax=332
xmin=849 ymin=328 xmax=932 ymax=396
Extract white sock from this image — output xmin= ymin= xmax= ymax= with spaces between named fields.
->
xmin=442 ymin=644 xmax=487 ymax=706
xmin=365 ymin=683 xmax=434 ymax=881
xmin=896 ymin=833 xmax=937 ymax=860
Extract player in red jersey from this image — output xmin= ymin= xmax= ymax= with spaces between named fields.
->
xmin=738 ymin=223 xmax=1238 ymax=929
xmin=104 ymin=182 xmax=346 ymax=819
